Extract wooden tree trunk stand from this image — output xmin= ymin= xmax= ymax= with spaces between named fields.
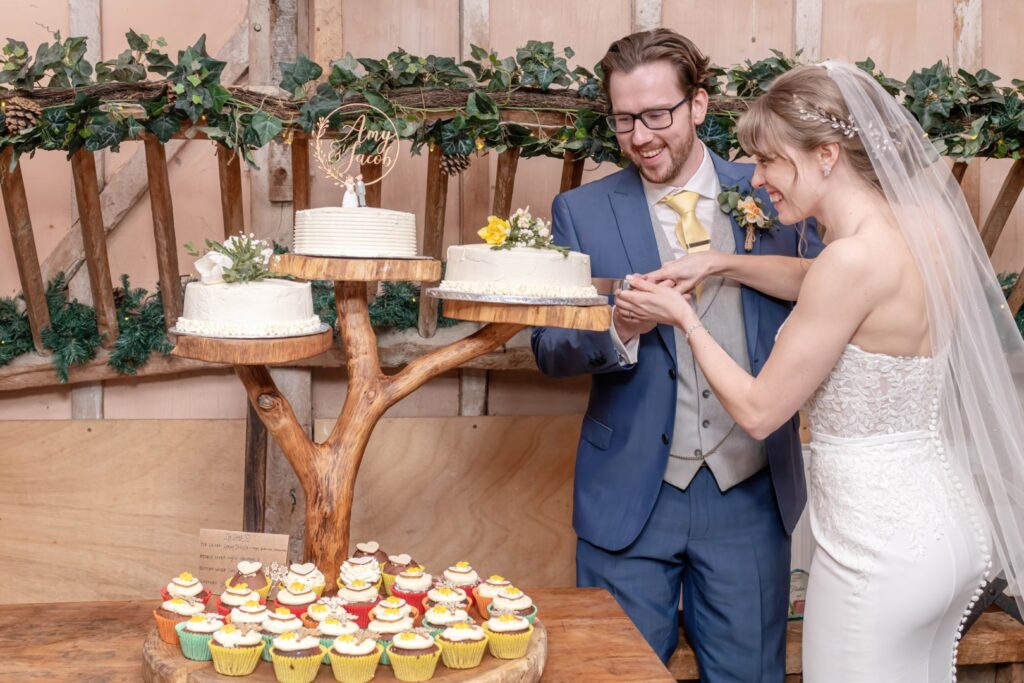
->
xmin=142 ymin=619 xmax=547 ymax=682
xmin=170 ymin=255 xmax=610 ymax=584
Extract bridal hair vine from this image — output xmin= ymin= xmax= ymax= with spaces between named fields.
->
xmin=794 ymin=97 xmax=859 ymax=139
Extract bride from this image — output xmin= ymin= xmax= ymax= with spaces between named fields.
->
xmin=616 ymin=61 xmax=1024 ymax=682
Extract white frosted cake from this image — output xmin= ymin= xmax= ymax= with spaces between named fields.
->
xmin=439 ymin=244 xmax=598 ymax=299
xmin=293 ymin=207 xmax=418 ymax=258
xmin=175 ymin=279 xmax=321 ymax=337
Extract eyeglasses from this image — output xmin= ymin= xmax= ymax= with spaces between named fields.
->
xmin=605 ymin=96 xmax=690 ymax=133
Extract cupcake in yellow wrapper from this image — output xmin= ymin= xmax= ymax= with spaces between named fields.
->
xmin=437 ymin=621 xmax=488 ymax=669
xmin=483 ymin=613 xmax=534 ymax=659
xmin=386 ymin=629 xmax=442 ymax=682
xmin=269 ymin=631 xmax=327 ymax=683
xmin=208 ymin=624 xmax=265 ymax=676
xmin=327 ymin=632 xmax=383 ymax=683
xmin=381 ymin=553 xmax=420 ymax=597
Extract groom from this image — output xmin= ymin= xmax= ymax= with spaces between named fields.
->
xmin=531 ymin=29 xmax=822 ymax=680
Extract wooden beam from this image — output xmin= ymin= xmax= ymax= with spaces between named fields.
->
xmin=216 ymin=146 xmax=245 ymax=239
xmin=243 ymin=401 xmax=268 ymax=532
xmin=560 ymin=151 xmax=586 ymax=193
xmin=418 ymin=144 xmax=450 ymax=338
xmin=291 ymin=138 xmax=311 ymax=213
xmin=952 ymin=160 xmax=969 ymax=184
xmin=71 ymin=148 xmax=118 ymax=347
xmin=981 ymin=158 xmax=1024 ymax=256
xmin=459 ymin=367 xmax=488 ymax=416
xmin=631 ymin=0 xmax=662 ymax=32
xmin=1 ymin=148 xmax=50 ymax=354
xmin=360 ymin=161 xmax=383 ymax=209
xmin=492 ymin=146 xmax=521 ymax=218
xmin=144 ymin=136 xmax=182 ymax=329
xmin=793 ymin=0 xmax=823 ymax=61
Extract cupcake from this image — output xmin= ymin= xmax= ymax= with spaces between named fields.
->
xmin=208 ymin=623 xmax=265 ymax=676
xmin=226 ymin=560 xmax=271 ymax=599
xmin=161 ymin=571 xmax=211 ymax=605
xmin=337 ymin=578 xmax=382 ymax=628
xmin=337 ymin=555 xmax=382 ymax=592
xmin=372 ymin=596 xmax=417 ymax=622
xmin=473 ymin=574 xmax=512 ymax=619
xmin=441 ymin=561 xmax=481 ymax=605
xmin=175 ymin=613 xmax=224 ymax=661
xmin=483 ymin=613 xmax=533 ymax=659
xmin=486 ymin=586 xmax=538 ymax=622
xmin=327 ymin=631 xmax=383 ymax=683
xmin=281 ymin=562 xmax=326 ymax=597
xmin=259 ymin=606 xmax=305 ymax=661
xmin=367 ymin=607 xmax=416 ymax=665
xmin=422 ymin=585 xmax=469 ymax=612
xmin=437 ymin=621 xmax=488 ymax=669
xmin=316 ymin=613 xmax=360 ymax=663
xmin=386 ymin=628 xmax=442 ymax=682
xmin=275 ymin=581 xmax=317 ymax=617
xmin=269 ymin=630 xmax=326 ymax=683
xmin=216 ymin=583 xmax=264 ymax=616
xmin=382 ymin=553 xmax=420 ymax=596
xmin=301 ymin=596 xmax=351 ymax=629
xmin=352 ymin=540 xmax=389 ymax=565
xmin=228 ymin=599 xmax=269 ymax=627
xmin=421 ymin=604 xmax=471 ymax=637
xmin=391 ymin=567 xmax=433 ymax=613
xmin=153 ymin=597 xmax=206 ymax=645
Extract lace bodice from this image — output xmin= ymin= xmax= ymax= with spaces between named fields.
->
xmin=806 ymin=343 xmax=941 ymax=438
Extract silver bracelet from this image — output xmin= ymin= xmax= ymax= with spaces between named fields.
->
xmin=684 ymin=322 xmax=705 ymax=342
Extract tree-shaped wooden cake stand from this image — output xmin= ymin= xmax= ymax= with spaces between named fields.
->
xmin=171 ymin=253 xmax=610 ymax=584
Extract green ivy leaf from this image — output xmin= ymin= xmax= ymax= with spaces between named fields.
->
xmin=145 ymin=114 xmax=180 ymax=143
xmin=279 ymin=54 xmax=323 ymax=98
xmin=248 ymin=111 xmax=283 ymax=146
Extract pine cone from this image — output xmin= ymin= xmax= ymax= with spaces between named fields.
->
xmin=3 ymin=96 xmax=42 ymax=134
xmin=440 ymin=152 xmax=471 ymax=176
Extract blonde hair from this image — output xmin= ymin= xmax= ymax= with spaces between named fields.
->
xmin=737 ymin=65 xmax=881 ymax=193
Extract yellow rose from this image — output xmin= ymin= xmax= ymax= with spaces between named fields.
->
xmin=478 ymin=216 xmax=511 ymax=246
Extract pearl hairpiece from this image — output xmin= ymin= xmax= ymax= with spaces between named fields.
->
xmin=794 ymin=98 xmax=859 ymax=139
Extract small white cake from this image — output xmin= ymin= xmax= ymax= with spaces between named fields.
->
xmin=175 ymin=279 xmax=321 ymax=337
xmin=439 ymin=244 xmax=598 ymax=299
xmin=293 ymin=207 xmax=418 ymax=258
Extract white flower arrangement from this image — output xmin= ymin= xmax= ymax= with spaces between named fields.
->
xmin=185 ymin=233 xmax=275 ymax=284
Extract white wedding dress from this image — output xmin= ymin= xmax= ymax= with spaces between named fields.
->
xmin=801 ymin=342 xmax=992 ymax=682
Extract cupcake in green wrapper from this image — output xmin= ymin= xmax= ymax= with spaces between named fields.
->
xmin=175 ymin=613 xmax=224 ymax=661
xmin=438 ymin=621 xmax=488 ymax=669
xmin=421 ymin=604 xmax=472 ymax=638
xmin=259 ymin=606 xmax=305 ymax=661
xmin=483 ymin=613 xmax=533 ymax=659
xmin=486 ymin=585 xmax=538 ymax=623
xmin=386 ymin=628 xmax=441 ymax=682
xmin=368 ymin=605 xmax=416 ymax=665
xmin=327 ymin=631 xmax=383 ymax=683
xmin=208 ymin=623 xmax=265 ymax=676
xmin=269 ymin=631 xmax=327 ymax=683
xmin=316 ymin=613 xmax=360 ymax=664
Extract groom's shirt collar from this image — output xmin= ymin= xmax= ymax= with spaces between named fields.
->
xmin=640 ymin=141 xmax=719 ymax=207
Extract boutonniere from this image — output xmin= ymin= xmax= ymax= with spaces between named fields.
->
xmin=717 ymin=185 xmax=777 ymax=252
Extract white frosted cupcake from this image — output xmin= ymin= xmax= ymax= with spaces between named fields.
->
xmin=442 ymin=561 xmax=481 ymax=590
xmin=163 ymin=571 xmax=208 ymax=602
xmin=208 ymin=624 xmax=264 ymax=676
xmin=372 ymin=596 xmax=414 ymax=620
xmin=216 ymin=583 xmax=262 ymax=616
xmin=269 ymin=631 xmax=326 ymax=682
xmin=315 ymin=615 xmax=360 ymax=664
xmin=423 ymin=585 xmax=469 ymax=611
xmin=274 ymin=581 xmax=317 ymax=616
xmin=422 ymin=604 xmax=471 ymax=635
xmin=338 ymin=555 xmax=382 ymax=588
xmin=281 ymin=562 xmax=326 ymax=595
xmin=488 ymin=585 xmax=537 ymax=621
xmin=228 ymin=600 xmax=269 ymax=626
xmin=386 ymin=629 xmax=441 ymax=681
xmin=327 ymin=631 xmax=383 ymax=682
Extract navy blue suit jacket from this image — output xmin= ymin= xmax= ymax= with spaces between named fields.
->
xmin=531 ymin=152 xmax=824 ymax=551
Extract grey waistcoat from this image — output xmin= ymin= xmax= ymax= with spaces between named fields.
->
xmin=650 ymin=201 xmax=767 ymax=491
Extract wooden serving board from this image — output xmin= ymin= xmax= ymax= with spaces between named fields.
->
xmin=143 ymin=620 xmax=547 ymax=682
xmin=442 ymin=300 xmax=611 ymax=331
xmin=270 ymin=254 xmax=442 ymax=282
xmin=170 ymin=328 xmax=334 ymax=365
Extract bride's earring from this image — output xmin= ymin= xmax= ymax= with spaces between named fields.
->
xmin=822 ymin=163 xmax=832 ymax=178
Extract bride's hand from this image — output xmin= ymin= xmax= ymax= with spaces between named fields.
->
xmin=615 ymin=275 xmax=698 ymax=329
xmin=644 ymin=251 xmax=719 ymax=294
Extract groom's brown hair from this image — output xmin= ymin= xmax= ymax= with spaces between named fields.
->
xmin=600 ymin=29 xmax=710 ymax=103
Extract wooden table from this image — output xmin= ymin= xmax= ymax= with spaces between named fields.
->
xmin=0 ymin=588 xmax=672 ymax=682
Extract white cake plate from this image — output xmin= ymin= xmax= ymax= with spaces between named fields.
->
xmin=425 ymin=287 xmax=608 ymax=307
xmin=168 ymin=323 xmax=333 ymax=341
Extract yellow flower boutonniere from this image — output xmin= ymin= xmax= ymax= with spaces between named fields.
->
xmin=717 ymin=186 xmax=777 ymax=252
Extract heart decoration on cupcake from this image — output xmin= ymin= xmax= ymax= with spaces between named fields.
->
xmin=237 ymin=560 xmax=262 ymax=575
xmin=389 ymin=553 xmax=412 ymax=565
xmin=356 ymin=541 xmax=380 ymax=554
xmin=291 ymin=562 xmax=316 ymax=576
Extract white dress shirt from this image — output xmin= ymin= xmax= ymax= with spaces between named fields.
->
xmin=611 ymin=142 xmax=722 ymax=365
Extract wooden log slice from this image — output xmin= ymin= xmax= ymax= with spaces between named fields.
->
xmin=270 ymin=254 xmax=441 ymax=282
xmin=143 ymin=619 xmax=547 ymax=682
xmin=170 ymin=328 xmax=334 ymax=365
xmin=443 ymin=300 xmax=611 ymax=332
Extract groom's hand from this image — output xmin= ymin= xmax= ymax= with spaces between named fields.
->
xmin=613 ymin=304 xmax=656 ymax=342
xmin=646 ymin=251 xmax=719 ymax=294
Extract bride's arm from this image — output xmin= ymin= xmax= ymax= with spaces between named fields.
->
xmin=618 ymin=241 xmax=874 ymax=439
xmin=645 ymin=252 xmax=814 ymax=301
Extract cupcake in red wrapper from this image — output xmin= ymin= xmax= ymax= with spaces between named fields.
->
xmin=300 ymin=596 xmax=351 ymax=629
xmin=153 ymin=596 xmax=206 ymax=645
xmin=227 ymin=599 xmax=269 ymax=628
xmin=352 ymin=540 xmax=389 ymax=565
xmin=337 ymin=578 xmax=382 ymax=628
xmin=421 ymin=584 xmax=470 ymax=612
xmin=161 ymin=571 xmax=211 ymax=605
xmin=440 ymin=562 xmax=481 ymax=607
xmin=382 ymin=553 xmax=421 ymax=596
xmin=215 ymin=583 xmax=265 ymax=616
xmin=472 ymin=574 xmax=512 ymax=620
xmin=274 ymin=581 xmax=317 ymax=617
xmin=225 ymin=560 xmax=271 ymax=600
xmin=391 ymin=567 xmax=433 ymax=613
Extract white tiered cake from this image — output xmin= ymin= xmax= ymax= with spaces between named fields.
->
xmin=293 ymin=207 xmax=418 ymax=258
xmin=439 ymin=244 xmax=598 ymax=300
xmin=176 ymin=279 xmax=321 ymax=338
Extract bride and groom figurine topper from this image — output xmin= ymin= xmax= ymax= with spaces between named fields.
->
xmin=312 ymin=102 xmax=400 ymax=208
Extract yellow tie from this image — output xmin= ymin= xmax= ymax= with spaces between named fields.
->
xmin=660 ymin=190 xmax=710 ymax=299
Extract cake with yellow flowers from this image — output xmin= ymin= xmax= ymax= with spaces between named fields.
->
xmin=226 ymin=560 xmax=271 ymax=599
xmin=216 ymin=583 xmax=265 ymax=616
xmin=483 ymin=612 xmax=534 ymax=659
xmin=386 ymin=628 xmax=442 ymax=682
xmin=437 ymin=620 xmax=489 ymax=670
xmin=161 ymin=571 xmax=211 ymax=605
xmin=269 ymin=630 xmax=326 ymax=683
xmin=327 ymin=631 xmax=384 ymax=683
xmin=153 ymin=597 xmax=206 ymax=645
xmin=274 ymin=581 xmax=317 ymax=617
xmin=208 ymin=623 xmax=265 ymax=676
xmin=486 ymin=585 xmax=538 ymax=622
xmin=439 ymin=208 xmax=598 ymax=301
xmin=175 ymin=613 xmax=224 ymax=661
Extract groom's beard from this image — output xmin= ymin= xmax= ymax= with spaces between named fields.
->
xmin=627 ymin=133 xmax=695 ymax=185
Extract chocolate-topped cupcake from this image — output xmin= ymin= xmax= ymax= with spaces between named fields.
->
xmin=227 ymin=560 xmax=270 ymax=598
xmin=269 ymin=630 xmax=326 ymax=682
xmin=386 ymin=628 xmax=442 ymax=681
xmin=383 ymin=553 xmax=420 ymax=576
xmin=352 ymin=540 xmax=389 ymax=565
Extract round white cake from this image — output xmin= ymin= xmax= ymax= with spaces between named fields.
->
xmin=293 ymin=207 xmax=418 ymax=258
xmin=175 ymin=279 xmax=321 ymax=338
xmin=439 ymin=244 xmax=598 ymax=299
